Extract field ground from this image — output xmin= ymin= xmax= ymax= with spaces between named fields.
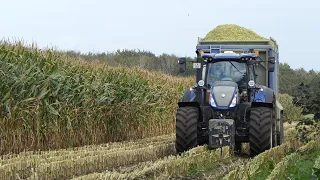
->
xmin=1 ymin=122 xmax=319 ymax=180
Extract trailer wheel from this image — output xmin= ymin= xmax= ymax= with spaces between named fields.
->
xmin=249 ymin=106 xmax=275 ymax=157
xmin=277 ymin=111 xmax=284 ymax=145
xmin=176 ymin=106 xmax=199 ymax=153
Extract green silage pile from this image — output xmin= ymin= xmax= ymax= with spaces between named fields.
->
xmin=203 ymin=24 xmax=269 ymax=41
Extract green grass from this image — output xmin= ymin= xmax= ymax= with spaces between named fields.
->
xmin=188 ymin=162 xmax=218 ymax=174
xmin=266 ymin=140 xmax=320 ymax=180
xmin=248 ymin=159 xmax=277 ymax=180
xmin=283 ymin=146 xmax=320 ymax=179
xmin=313 ymin=156 xmax=320 ymax=178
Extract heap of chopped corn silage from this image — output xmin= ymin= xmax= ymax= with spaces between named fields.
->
xmin=201 ymin=24 xmax=278 ymax=49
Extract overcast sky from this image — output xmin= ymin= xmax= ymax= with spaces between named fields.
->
xmin=1 ymin=0 xmax=319 ymax=71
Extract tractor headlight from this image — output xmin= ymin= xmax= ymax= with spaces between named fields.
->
xmin=229 ymin=95 xmax=237 ymax=107
xmin=198 ymin=80 xmax=205 ymax=87
xmin=209 ymin=93 xmax=217 ymax=107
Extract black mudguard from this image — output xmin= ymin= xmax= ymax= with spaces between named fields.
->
xmin=251 ymin=87 xmax=275 ymax=108
xmin=179 ymin=87 xmax=201 ymax=113
xmin=182 ymin=87 xmax=196 ymax=102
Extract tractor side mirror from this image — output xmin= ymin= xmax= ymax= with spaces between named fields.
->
xmin=268 ymin=57 xmax=275 ymax=72
xmin=178 ymin=57 xmax=187 ymax=73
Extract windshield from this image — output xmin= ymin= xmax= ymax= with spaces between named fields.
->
xmin=207 ymin=61 xmax=247 ymax=86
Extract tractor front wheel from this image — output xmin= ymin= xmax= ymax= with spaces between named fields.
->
xmin=175 ymin=106 xmax=199 ymax=153
xmin=249 ymin=106 xmax=275 ymax=157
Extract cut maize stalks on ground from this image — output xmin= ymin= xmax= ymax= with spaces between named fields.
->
xmin=0 ymin=122 xmax=314 ymax=180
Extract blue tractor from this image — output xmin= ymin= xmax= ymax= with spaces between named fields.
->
xmin=176 ymin=38 xmax=284 ymax=156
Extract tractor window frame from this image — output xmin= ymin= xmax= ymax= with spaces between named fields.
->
xmin=247 ymin=64 xmax=255 ymax=81
xmin=206 ymin=61 xmax=247 ymax=87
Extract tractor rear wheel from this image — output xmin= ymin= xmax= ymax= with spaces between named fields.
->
xmin=249 ymin=106 xmax=275 ymax=157
xmin=176 ymin=106 xmax=199 ymax=153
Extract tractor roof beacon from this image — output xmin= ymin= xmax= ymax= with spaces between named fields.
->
xmin=176 ymin=38 xmax=284 ymax=157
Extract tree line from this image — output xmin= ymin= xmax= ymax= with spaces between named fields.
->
xmin=279 ymin=63 xmax=320 ymax=119
xmin=63 ymin=49 xmax=196 ymax=77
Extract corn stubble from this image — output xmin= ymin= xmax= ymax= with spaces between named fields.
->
xmin=0 ymin=134 xmax=176 ymax=179
xmin=72 ymin=145 xmax=230 ymax=180
xmin=222 ymin=140 xmax=304 ymax=180
xmin=0 ymin=135 xmax=229 ymax=180
xmin=0 ymin=125 xmax=311 ymax=180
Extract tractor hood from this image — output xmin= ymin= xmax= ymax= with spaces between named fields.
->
xmin=209 ymin=81 xmax=239 ymax=109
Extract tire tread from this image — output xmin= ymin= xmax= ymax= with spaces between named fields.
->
xmin=176 ymin=107 xmax=199 ymax=153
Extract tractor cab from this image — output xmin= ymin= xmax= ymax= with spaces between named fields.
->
xmin=201 ymin=51 xmax=257 ymax=93
xmin=206 ymin=60 xmax=247 ymax=87
xmin=199 ymin=52 xmax=256 ymax=111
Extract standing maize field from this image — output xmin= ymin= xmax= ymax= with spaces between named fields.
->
xmin=0 ymin=40 xmax=194 ymax=155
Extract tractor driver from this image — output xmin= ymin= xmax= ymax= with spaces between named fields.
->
xmin=207 ymin=61 xmax=247 ymax=87
xmin=207 ymin=62 xmax=226 ymax=85
xmin=230 ymin=62 xmax=247 ymax=88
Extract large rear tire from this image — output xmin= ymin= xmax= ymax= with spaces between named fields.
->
xmin=249 ymin=106 xmax=275 ymax=157
xmin=175 ymin=106 xmax=199 ymax=153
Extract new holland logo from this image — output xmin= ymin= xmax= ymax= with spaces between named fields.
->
xmin=221 ymin=94 xmax=225 ymax=98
